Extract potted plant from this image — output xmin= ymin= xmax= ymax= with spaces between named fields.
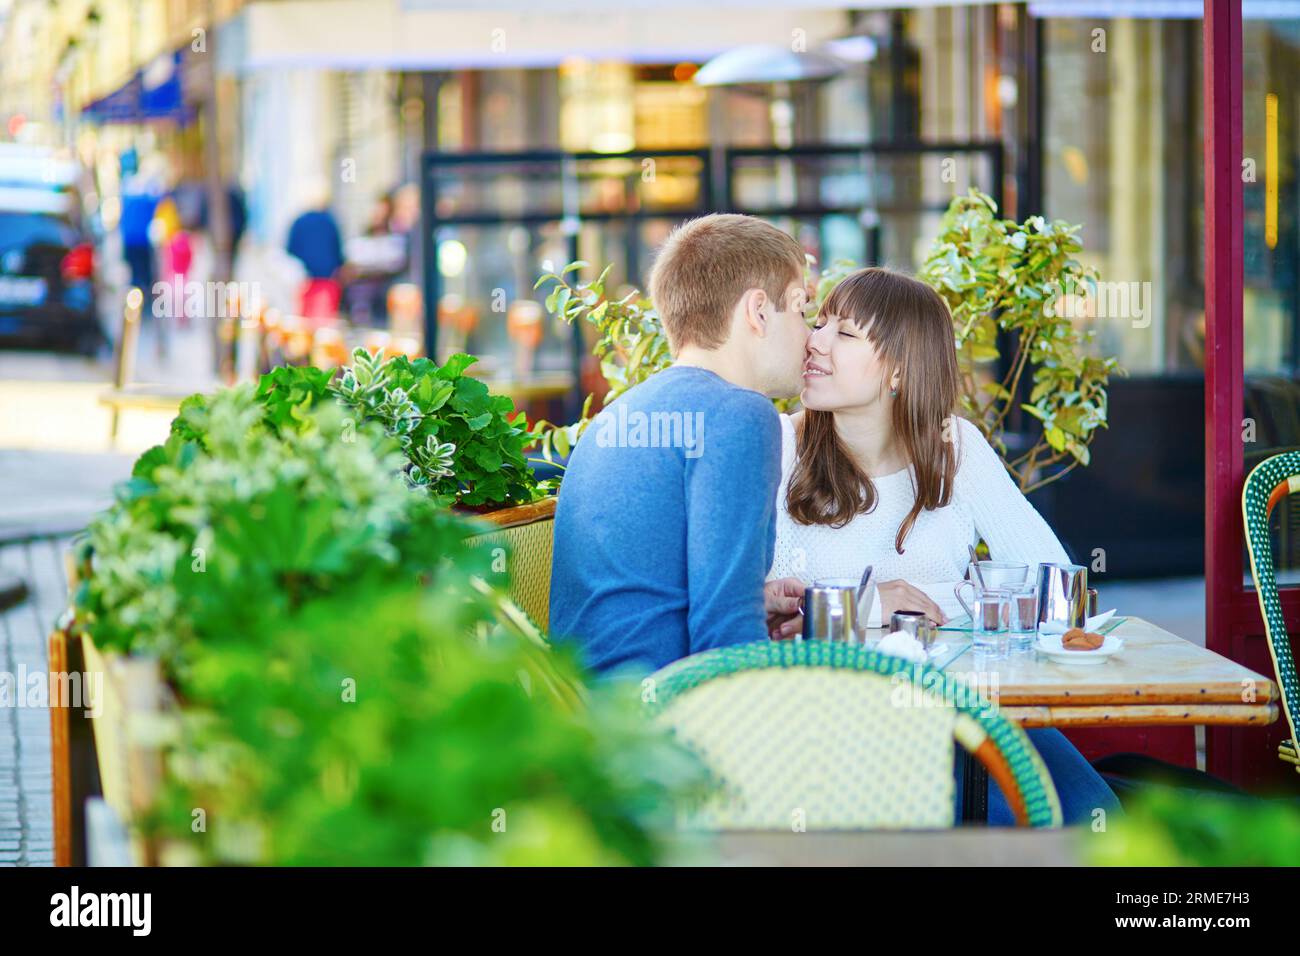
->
xmin=918 ymin=189 xmax=1122 ymax=492
xmin=173 ymin=347 xmax=549 ymax=517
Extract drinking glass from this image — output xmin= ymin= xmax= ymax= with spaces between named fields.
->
xmin=1007 ymin=584 xmax=1039 ymax=652
xmin=971 ymin=590 xmax=1011 ymax=658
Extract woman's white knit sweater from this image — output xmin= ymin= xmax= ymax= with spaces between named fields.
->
xmin=767 ymin=413 xmax=1071 ymax=626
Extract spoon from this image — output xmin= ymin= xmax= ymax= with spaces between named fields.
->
xmin=968 ymin=544 xmax=986 ymax=589
xmin=855 ymin=564 xmax=874 ymax=635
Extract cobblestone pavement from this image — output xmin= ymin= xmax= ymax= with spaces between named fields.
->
xmin=0 ymin=448 xmax=134 ymax=867
xmin=1 ymin=533 xmax=66 ymax=866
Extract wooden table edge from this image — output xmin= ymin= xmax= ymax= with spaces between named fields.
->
xmin=1002 ymin=702 xmax=1279 ymax=728
xmin=984 ymin=680 xmax=1280 ymax=706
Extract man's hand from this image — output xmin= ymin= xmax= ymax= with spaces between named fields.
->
xmin=876 ymin=579 xmax=948 ymax=626
xmin=765 ymin=576 xmax=807 ymax=640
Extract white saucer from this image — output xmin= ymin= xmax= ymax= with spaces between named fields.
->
xmin=1035 ymin=632 xmax=1124 ymax=665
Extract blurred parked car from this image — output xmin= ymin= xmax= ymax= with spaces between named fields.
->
xmin=0 ymin=144 xmax=102 ymax=354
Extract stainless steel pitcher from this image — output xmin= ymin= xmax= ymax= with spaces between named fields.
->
xmin=802 ymin=569 xmax=872 ymax=642
xmin=1035 ymin=562 xmax=1088 ymax=629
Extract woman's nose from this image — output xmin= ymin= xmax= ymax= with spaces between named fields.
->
xmin=807 ymin=324 xmax=831 ymax=353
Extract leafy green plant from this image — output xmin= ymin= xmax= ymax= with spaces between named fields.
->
xmin=170 ymin=348 xmax=542 ymax=510
xmin=919 ymin=189 xmax=1123 ymax=492
xmin=143 ymin=584 xmax=707 ymax=866
xmin=77 ymin=387 xmax=474 ymax=677
xmin=531 ymin=190 xmax=1122 ymax=493
xmin=527 ymin=263 xmax=672 ymax=466
xmin=1088 ymin=788 xmax=1300 ymax=866
xmin=75 ymin=384 xmax=708 ymax=866
xmin=331 ymin=349 xmax=540 ymax=507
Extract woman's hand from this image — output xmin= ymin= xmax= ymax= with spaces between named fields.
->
xmin=876 ymin=579 xmax=948 ymax=626
xmin=764 ymin=576 xmax=807 ymax=640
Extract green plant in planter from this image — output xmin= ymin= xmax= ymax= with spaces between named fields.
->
xmin=170 ymin=348 xmax=543 ymax=510
xmin=144 ymin=584 xmax=708 ymax=866
xmin=919 ymin=189 xmax=1123 ymax=492
xmin=329 ymin=349 xmax=541 ymax=507
xmin=530 ymin=190 xmax=1122 ymax=493
xmin=84 ymin=388 xmax=565 ymax=691
xmin=77 ymin=387 xmax=478 ymax=676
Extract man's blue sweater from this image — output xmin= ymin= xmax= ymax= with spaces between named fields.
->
xmin=549 ymin=365 xmax=781 ymax=674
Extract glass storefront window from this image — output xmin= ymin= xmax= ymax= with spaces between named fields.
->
xmin=1241 ymin=18 xmax=1300 ymax=582
xmin=1044 ymin=17 xmax=1203 ymax=374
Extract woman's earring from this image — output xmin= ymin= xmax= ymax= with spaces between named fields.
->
xmin=889 ymin=386 xmax=898 ymax=397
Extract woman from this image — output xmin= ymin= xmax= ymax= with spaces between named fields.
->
xmin=769 ymin=266 xmax=1119 ymax=826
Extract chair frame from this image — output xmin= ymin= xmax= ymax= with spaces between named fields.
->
xmin=1242 ymin=452 xmax=1300 ymax=775
xmin=647 ymin=640 xmax=1063 ymax=828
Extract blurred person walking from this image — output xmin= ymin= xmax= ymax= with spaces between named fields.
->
xmin=119 ymin=176 xmax=158 ymax=296
xmin=154 ymin=193 xmax=195 ymax=327
xmin=286 ymin=187 xmax=344 ymax=324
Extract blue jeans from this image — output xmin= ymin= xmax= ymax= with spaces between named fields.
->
xmin=956 ymin=728 xmax=1123 ymax=826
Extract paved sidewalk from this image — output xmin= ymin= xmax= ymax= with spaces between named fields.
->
xmin=0 ymin=333 xmax=212 ymax=867
xmin=0 ymin=449 xmax=135 ymax=866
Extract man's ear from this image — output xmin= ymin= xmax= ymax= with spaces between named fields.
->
xmin=740 ymin=288 xmax=769 ymax=337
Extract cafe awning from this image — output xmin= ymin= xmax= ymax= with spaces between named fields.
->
xmin=81 ymin=50 xmax=197 ymax=126
xmin=221 ymin=0 xmax=851 ymax=72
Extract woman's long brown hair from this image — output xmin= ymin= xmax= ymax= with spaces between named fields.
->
xmin=786 ymin=267 xmax=960 ymax=554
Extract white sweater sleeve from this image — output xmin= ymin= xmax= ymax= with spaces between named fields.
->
xmin=953 ymin=417 xmax=1072 ymax=570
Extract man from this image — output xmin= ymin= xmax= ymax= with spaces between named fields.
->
xmin=286 ymin=201 xmax=344 ymax=281
xmin=549 ymin=214 xmax=810 ymax=675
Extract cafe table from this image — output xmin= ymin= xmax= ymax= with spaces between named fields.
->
xmin=876 ymin=615 xmax=1281 ymax=822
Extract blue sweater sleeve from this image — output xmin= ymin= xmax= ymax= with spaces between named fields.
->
xmin=683 ymin=391 xmax=781 ymax=654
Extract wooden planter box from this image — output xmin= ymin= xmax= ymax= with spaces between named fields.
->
xmin=50 ymin=628 xmax=170 ymax=867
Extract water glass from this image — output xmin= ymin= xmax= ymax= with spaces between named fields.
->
xmin=972 ymin=590 xmax=1011 ymax=658
xmin=1008 ymin=584 xmax=1038 ymax=652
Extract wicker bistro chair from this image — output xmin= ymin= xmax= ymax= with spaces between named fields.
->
xmin=647 ymin=641 xmax=1062 ymax=829
xmin=1242 ymin=452 xmax=1300 ymax=776
xmin=465 ymin=496 xmax=557 ymax=633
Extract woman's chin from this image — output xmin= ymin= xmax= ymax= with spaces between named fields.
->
xmin=798 ymin=387 xmax=832 ymax=411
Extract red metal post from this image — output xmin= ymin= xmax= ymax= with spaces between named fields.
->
xmin=1203 ymin=0 xmax=1246 ymax=784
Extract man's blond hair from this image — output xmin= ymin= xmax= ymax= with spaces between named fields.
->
xmin=648 ymin=214 xmax=805 ymax=353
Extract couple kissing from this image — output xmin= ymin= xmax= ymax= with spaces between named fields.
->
xmin=548 ymin=212 xmax=1119 ymax=827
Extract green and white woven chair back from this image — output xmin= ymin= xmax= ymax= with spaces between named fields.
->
xmin=648 ymin=641 xmax=1061 ymax=829
xmin=1242 ymin=452 xmax=1300 ymax=774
